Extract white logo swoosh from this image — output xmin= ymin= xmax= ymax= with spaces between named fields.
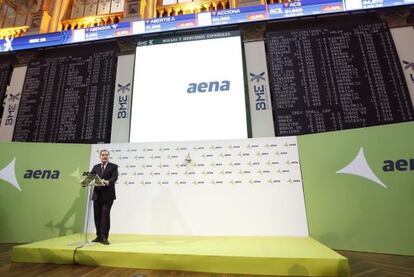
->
xmin=0 ymin=158 xmax=22 ymax=191
xmin=337 ymin=147 xmax=387 ymax=188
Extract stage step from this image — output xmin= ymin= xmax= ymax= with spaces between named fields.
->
xmin=12 ymin=234 xmax=349 ymax=276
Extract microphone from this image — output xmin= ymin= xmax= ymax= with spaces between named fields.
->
xmin=185 ymin=153 xmax=192 ymax=163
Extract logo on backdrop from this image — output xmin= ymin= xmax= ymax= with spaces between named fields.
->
xmin=23 ymin=169 xmax=60 ymax=179
xmin=403 ymin=60 xmax=414 ymax=70
xmin=337 ymin=147 xmax=387 ymax=188
xmin=4 ymin=93 xmax=21 ymax=126
xmin=108 ymin=139 xmax=300 ymax=186
xmin=402 ymin=60 xmax=414 ymax=84
xmin=117 ymin=83 xmax=131 ymax=93
xmin=249 ymin=72 xmax=268 ymax=111
xmin=117 ymin=83 xmax=130 ymax=119
xmin=0 ymin=158 xmax=21 ymax=191
xmin=9 ymin=93 xmax=20 ymax=102
xmin=187 ymin=80 xmax=230 ymax=93
xmin=0 ymin=158 xmax=61 ymax=191
xmin=2 ymin=37 xmax=13 ymax=52
xmin=250 ymin=72 xmax=265 ymax=82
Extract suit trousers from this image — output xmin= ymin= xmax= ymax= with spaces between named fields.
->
xmin=93 ymin=200 xmax=114 ymax=240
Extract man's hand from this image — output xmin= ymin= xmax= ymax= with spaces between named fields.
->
xmin=103 ymin=179 xmax=109 ymax=186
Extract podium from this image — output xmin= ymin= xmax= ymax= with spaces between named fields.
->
xmin=81 ymin=173 xmax=105 ymax=188
xmin=78 ymin=173 xmax=105 ymax=246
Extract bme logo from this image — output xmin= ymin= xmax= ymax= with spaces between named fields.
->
xmin=5 ymin=93 xmax=20 ymax=126
xmin=117 ymin=83 xmax=130 ymax=119
xmin=403 ymin=60 xmax=414 ymax=84
xmin=249 ymin=72 xmax=268 ymax=111
xmin=187 ymin=80 xmax=230 ymax=93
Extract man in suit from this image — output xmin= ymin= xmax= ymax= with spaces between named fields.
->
xmin=90 ymin=149 xmax=118 ymax=245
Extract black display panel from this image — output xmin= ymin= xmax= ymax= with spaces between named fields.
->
xmin=13 ymin=43 xmax=117 ymax=143
xmin=0 ymin=61 xmax=12 ymax=118
xmin=267 ymin=21 xmax=414 ymax=136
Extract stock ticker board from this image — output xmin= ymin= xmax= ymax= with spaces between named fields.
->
xmin=267 ymin=21 xmax=414 ymax=136
xmin=12 ymin=43 xmax=117 ymax=143
xmin=0 ymin=62 xmax=12 ymax=97
xmin=0 ymin=62 xmax=12 ymax=117
xmin=1 ymin=0 xmax=413 ymax=53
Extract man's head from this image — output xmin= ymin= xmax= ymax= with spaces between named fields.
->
xmin=100 ymin=149 xmax=110 ymax=164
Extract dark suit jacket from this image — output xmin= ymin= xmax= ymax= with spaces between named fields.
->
xmin=91 ymin=162 xmax=118 ymax=202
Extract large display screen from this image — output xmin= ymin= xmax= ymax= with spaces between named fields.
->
xmin=130 ymin=31 xmax=248 ymax=143
xmin=12 ymin=43 xmax=117 ymax=143
xmin=267 ymin=20 xmax=414 ymax=136
xmin=0 ymin=61 xmax=12 ymax=118
xmin=0 ymin=1 xmax=413 ymax=53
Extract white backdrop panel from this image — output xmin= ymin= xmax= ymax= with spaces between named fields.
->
xmin=244 ymin=40 xmax=275 ymax=137
xmin=88 ymin=137 xmax=308 ymax=236
xmin=0 ymin=66 xmax=27 ymax=142
xmin=110 ymin=54 xmax=135 ymax=142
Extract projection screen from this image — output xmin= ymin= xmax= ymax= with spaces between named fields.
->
xmin=130 ymin=31 xmax=248 ymax=143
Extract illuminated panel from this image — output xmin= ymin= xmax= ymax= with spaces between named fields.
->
xmin=130 ymin=31 xmax=248 ymax=143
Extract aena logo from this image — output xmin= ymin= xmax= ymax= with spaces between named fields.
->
xmin=187 ymin=80 xmax=230 ymax=93
xmin=383 ymin=158 xmax=414 ymax=172
xmin=23 ymin=169 xmax=60 ymax=179
xmin=337 ymin=147 xmax=414 ymax=188
xmin=0 ymin=158 xmax=61 ymax=192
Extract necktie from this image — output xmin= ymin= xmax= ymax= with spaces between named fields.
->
xmin=101 ymin=164 xmax=105 ymax=176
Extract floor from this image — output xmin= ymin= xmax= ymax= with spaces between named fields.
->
xmin=1 ymin=244 xmax=414 ymax=276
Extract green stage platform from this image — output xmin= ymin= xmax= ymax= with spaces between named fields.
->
xmin=12 ymin=234 xmax=350 ymax=276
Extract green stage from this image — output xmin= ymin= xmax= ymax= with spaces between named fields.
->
xmin=12 ymin=234 xmax=350 ymax=276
